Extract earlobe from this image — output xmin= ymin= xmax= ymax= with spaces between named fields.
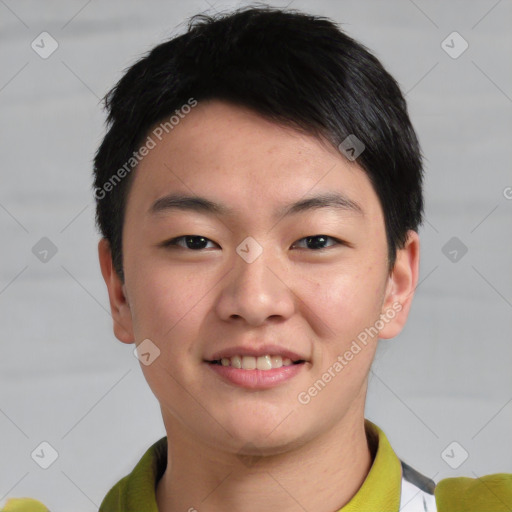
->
xmin=97 ymin=238 xmax=135 ymax=344
xmin=378 ymin=230 xmax=420 ymax=340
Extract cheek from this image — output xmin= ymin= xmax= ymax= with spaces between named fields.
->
xmin=298 ymin=262 xmax=386 ymax=344
xmin=127 ymin=263 xmax=211 ymax=402
xmin=292 ymin=266 xmax=384 ymax=420
xmin=125 ymin=257 xmax=208 ymax=348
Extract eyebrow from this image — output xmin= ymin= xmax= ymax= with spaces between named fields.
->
xmin=149 ymin=191 xmax=364 ymax=220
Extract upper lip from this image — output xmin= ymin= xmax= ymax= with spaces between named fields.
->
xmin=206 ymin=344 xmax=308 ymax=363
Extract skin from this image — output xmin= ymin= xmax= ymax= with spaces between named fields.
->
xmin=98 ymin=100 xmax=420 ymax=512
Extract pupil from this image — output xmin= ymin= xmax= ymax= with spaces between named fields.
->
xmin=307 ymin=235 xmax=327 ymax=249
xmin=187 ymin=236 xmax=207 ymax=249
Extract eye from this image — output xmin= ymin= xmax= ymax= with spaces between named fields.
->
xmin=162 ymin=235 xmax=218 ymax=250
xmin=292 ymin=235 xmax=342 ymax=250
xmin=161 ymin=234 xmax=343 ymax=251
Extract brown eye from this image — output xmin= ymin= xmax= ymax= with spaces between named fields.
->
xmin=292 ymin=235 xmax=341 ymax=250
xmin=163 ymin=235 xmax=217 ymax=250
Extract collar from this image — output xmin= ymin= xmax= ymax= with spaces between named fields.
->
xmin=341 ymin=419 xmax=402 ymax=511
xmin=99 ymin=419 xmax=402 ymax=512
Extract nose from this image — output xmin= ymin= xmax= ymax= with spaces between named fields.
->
xmin=214 ymin=243 xmax=296 ymax=326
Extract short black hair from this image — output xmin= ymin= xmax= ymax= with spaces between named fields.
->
xmin=93 ymin=4 xmax=423 ymax=282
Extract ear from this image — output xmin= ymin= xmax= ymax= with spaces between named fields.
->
xmin=97 ymin=238 xmax=135 ymax=344
xmin=378 ymin=230 xmax=420 ymax=339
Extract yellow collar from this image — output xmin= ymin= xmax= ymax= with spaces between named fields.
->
xmin=339 ymin=419 xmax=402 ymax=511
xmin=98 ymin=418 xmax=402 ymax=512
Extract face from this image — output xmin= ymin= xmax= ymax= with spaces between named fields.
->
xmin=99 ymin=100 xmax=419 ymax=455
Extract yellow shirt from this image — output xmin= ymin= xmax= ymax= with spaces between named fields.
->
xmin=3 ymin=419 xmax=511 ymax=511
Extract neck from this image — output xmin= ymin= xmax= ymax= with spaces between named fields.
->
xmin=156 ymin=413 xmax=374 ymax=512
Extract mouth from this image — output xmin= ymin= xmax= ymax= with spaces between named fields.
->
xmin=207 ymin=354 xmax=306 ymax=371
xmin=205 ymin=351 xmax=307 ymax=389
xmin=205 ymin=345 xmax=308 ymax=389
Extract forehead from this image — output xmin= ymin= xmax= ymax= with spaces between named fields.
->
xmin=125 ymin=100 xmax=383 ymax=225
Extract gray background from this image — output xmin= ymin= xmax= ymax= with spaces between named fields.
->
xmin=1 ymin=0 xmax=511 ymax=510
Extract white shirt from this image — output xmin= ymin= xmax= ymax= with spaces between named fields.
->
xmin=399 ymin=460 xmax=437 ymax=511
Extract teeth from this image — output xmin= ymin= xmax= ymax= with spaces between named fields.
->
xmin=242 ymin=356 xmax=256 ymax=370
xmin=256 ymin=355 xmax=272 ymax=370
xmin=271 ymin=355 xmax=283 ymax=368
xmin=215 ymin=354 xmax=296 ymax=370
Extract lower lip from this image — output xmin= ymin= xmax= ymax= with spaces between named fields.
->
xmin=207 ymin=362 xmax=305 ymax=389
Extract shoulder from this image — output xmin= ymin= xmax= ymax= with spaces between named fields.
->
xmin=434 ymin=472 xmax=512 ymax=511
xmin=399 ymin=459 xmax=512 ymax=512
xmin=98 ymin=474 xmax=130 ymax=511
xmin=0 ymin=498 xmax=49 ymax=512
xmin=99 ymin=436 xmax=167 ymax=511
xmin=0 ymin=438 xmax=168 ymax=512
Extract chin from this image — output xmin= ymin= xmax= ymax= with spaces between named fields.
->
xmin=217 ymin=413 xmax=312 ymax=454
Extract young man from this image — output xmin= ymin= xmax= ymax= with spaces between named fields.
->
xmin=3 ymin=5 xmax=511 ymax=512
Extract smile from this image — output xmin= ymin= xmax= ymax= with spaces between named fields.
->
xmin=209 ymin=354 xmax=304 ymax=370
xmin=206 ymin=356 xmax=307 ymax=389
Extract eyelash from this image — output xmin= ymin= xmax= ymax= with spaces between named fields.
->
xmin=162 ymin=234 xmax=344 ymax=251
